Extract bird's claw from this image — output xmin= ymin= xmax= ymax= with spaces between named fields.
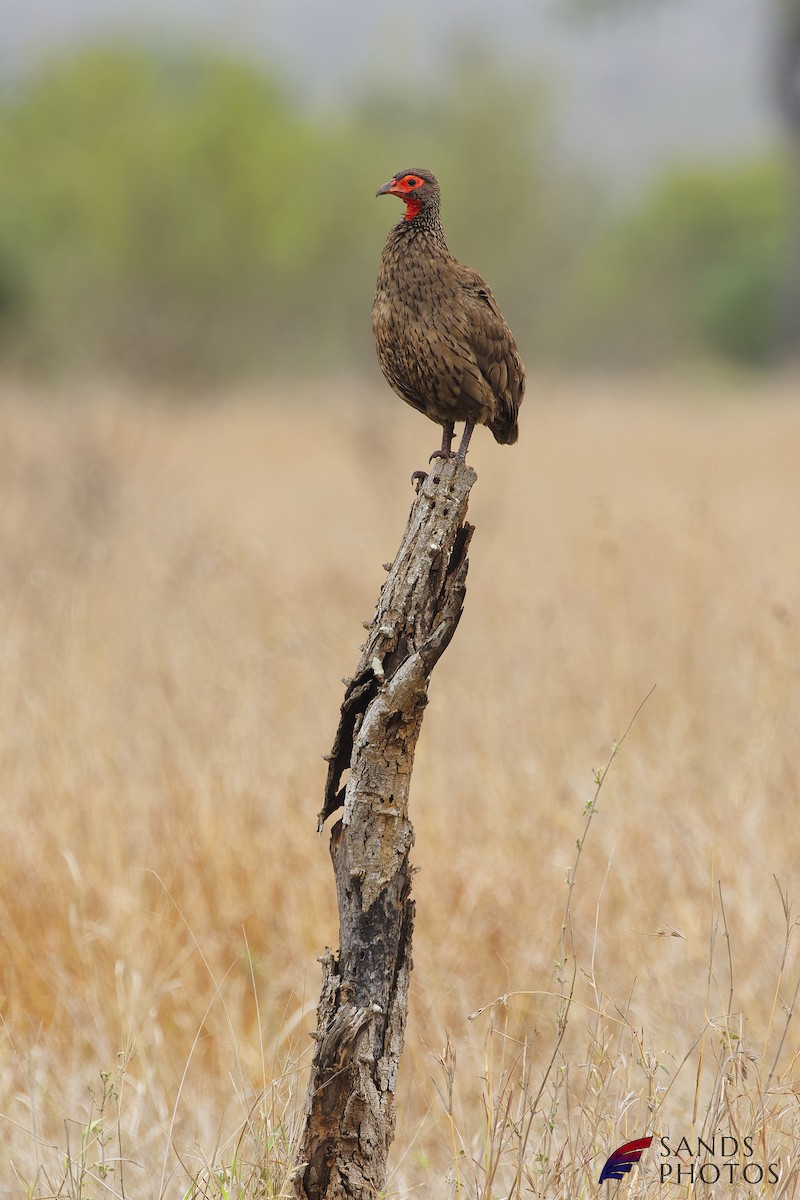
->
xmin=429 ymin=449 xmax=456 ymax=464
xmin=411 ymin=469 xmax=427 ymax=491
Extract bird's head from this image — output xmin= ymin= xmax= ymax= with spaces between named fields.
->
xmin=376 ymin=168 xmax=440 ymax=222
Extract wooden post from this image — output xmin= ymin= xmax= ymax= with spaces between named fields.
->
xmin=294 ymin=457 xmax=477 ymax=1200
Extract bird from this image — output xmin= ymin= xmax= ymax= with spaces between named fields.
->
xmin=372 ymin=168 xmax=525 ymax=464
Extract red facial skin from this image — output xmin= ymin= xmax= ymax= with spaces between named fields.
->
xmin=381 ymin=174 xmax=423 ymax=221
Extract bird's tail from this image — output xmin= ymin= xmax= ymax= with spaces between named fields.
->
xmin=491 ymin=414 xmax=519 ymax=445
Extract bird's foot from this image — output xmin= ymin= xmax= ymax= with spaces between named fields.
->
xmin=430 ymin=421 xmax=455 ymax=463
xmin=411 ymin=469 xmax=427 ymax=492
xmin=455 ymin=422 xmax=475 ymax=462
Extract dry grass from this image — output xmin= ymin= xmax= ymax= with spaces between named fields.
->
xmin=1 ymin=374 xmax=799 ymax=1198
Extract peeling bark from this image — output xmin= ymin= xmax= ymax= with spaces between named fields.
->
xmin=294 ymin=457 xmax=477 ymax=1200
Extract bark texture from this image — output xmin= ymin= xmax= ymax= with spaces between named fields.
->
xmin=294 ymin=457 xmax=477 ymax=1200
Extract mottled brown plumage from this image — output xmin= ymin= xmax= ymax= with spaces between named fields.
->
xmin=372 ymin=167 xmax=525 ymax=461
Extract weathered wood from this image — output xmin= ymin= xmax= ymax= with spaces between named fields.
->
xmin=295 ymin=457 xmax=477 ymax=1200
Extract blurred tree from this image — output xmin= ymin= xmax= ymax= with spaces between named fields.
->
xmin=0 ymin=34 xmax=790 ymax=379
xmin=0 ymin=48 xmax=388 ymax=378
xmin=775 ymin=0 xmax=800 ymax=347
xmin=568 ymin=160 xmax=792 ymax=365
xmin=776 ymin=0 xmax=800 ymax=133
xmin=562 ymin=0 xmax=800 ymax=356
xmin=0 ymin=42 xmax=582 ymax=382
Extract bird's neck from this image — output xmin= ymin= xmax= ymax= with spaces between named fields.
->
xmin=392 ymin=203 xmax=449 ymax=251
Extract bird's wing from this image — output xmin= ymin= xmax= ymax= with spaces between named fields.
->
xmin=453 ymin=265 xmax=525 ymax=441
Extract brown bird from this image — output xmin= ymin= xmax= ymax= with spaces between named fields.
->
xmin=372 ymin=167 xmax=525 ymax=462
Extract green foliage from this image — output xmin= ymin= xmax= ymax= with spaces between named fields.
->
xmin=0 ymin=46 xmax=387 ymax=377
xmin=0 ymin=42 xmax=795 ymax=379
xmin=0 ymin=42 xmax=567 ymax=380
xmin=570 ymin=159 xmax=794 ymax=365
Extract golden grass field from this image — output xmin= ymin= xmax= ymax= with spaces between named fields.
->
xmin=1 ymin=375 xmax=800 ymax=1198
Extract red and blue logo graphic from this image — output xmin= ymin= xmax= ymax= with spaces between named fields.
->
xmin=598 ymin=1136 xmax=653 ymax=1183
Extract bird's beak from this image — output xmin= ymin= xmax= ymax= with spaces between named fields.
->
xmin=376 ymin=179 xmax=397 ymax=197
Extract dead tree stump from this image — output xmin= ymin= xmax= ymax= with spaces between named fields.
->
xmin=294 ymin=457 xmax=477 ymax=1200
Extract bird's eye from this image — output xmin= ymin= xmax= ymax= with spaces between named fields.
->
xmin=404 ymin=177 xmax=419 ymax=188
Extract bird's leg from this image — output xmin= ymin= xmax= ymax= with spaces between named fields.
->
xmin=455 ymin=422 xmax=475 ymax=462
xmin=429 ymin=421 xmax=455 ymax=463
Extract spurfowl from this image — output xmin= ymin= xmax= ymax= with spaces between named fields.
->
xmin=372 ymin=168 xmax=525 ymax=462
